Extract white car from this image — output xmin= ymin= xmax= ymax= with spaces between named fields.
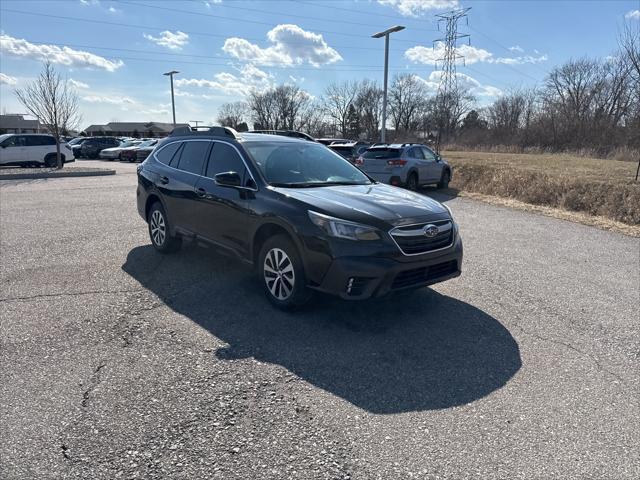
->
xmin=0 ymin=134 xmax=74 ymax=167
xmin=99 ymin=140 xmax=142 ymax=160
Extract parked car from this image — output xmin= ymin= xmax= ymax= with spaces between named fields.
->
xmin=355 ymin=143 xmax=452 ymax=190
xmin=136 ymin=127 xmax=462 ymax=309
xmin=328 ymin=141 xmax=371 ymax=164
xmin=99 ymin=140 xmax=142 ymax=160
xmin=250 ymin=130 xmax=316 ymax=142
xmin=0 ymin=133 xmax=74 ymax=167
xmin=67 ymin=137 xmax=87 ymax=158
xmin=120 ymin=139 xmax=158 ymax=162
xmin=80 ymin=137 xmax=121 ymax=159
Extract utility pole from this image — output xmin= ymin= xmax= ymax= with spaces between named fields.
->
xmin=372 ymin=25 xmax=405 ymax=144
xmin=163 ymin=70 xmax=179 ymax=126
xmin=433 ymin=7 xmax=471 ymax=152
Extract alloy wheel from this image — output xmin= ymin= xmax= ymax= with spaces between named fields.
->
xmin=263 ymin=247 xmax=295 ymax=300
xmin=150 ymin=210 xmax=166 ymax=246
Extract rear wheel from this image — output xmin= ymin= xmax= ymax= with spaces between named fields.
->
xmin=259 ymin=235 xmax=311 ymax=309
xmin=44 ymin=154 xmax=62 ymax=168
xmin=148 ymin=202 xmax=181 ymax=253
xmin=438 ymin=169 xmax=451 ymax=189
xmin=406 ymin=172 xmax=419 ymax=191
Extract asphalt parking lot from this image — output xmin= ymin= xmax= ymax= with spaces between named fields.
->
xmin=1 ymin=160 xmax=639 ymax=479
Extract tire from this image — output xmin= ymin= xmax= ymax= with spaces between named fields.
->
xmin=44 ymin=154 xmax=59 ymax=168
xmin=148 ymin=202 xmax=182 ymax=254
xmin=438 ymin=169 xmax=451 ymax=189
xmin=258 ymin=234 xmax=312 ymax=309
xmin=406 ymin=172 xmax=419 ymax=191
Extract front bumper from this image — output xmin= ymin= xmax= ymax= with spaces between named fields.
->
xmin=311 ymin=234 xmax=463 ymax=299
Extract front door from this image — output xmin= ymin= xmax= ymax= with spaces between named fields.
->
xmin=0 ymin=135 xmax=27 ymax=165
xmin=192 ymin=141 xmax=252 ymax=256
xmin=420 ymin=147 xmax=443 ymax=182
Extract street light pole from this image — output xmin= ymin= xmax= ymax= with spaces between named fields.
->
xmin=163 ymin=70 xmax=179 ymax=126
xmin=372 ymin=25 xmax=405 ymax=144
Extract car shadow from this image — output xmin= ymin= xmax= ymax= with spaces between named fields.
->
xmin=419 ymin=185 xmax=460 ymax=203
xmin=122 ymin=244 xmax=521 ymax=414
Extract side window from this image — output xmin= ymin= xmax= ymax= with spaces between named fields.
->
xmin=205 ymin=142 xmax=247 ymax=181
xmin=175 ymin=141 xmax=209 ymax=175
xmin=155 ymin=142 xmax=182 ymax=165
xmin=44 ymin=136 xmax=56 ymax=146
xmin=9 ymin=136 xmax=27 ymax=147
xmin=421 ymin=147 xmax=436 ymax=161
xmin=25 ymin=136 xmax=42 ymax=147
xmin=412 ymin=147 xmax=425 ymax=159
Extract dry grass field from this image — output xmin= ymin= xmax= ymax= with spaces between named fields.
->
xmin=443 ymin=151 xmax=640 ymax=227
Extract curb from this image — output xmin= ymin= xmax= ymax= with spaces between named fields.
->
xmin=0 ymin=170 xmax=116 ymax=181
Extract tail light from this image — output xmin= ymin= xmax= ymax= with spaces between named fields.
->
xmin=355 ymin=156 xmax=364 ymax=166
xmin=387 ymin=159 xmax=407 ymax=167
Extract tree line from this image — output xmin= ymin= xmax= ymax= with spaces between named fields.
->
xmin=218 ymin=24 xmax=639 ymax=156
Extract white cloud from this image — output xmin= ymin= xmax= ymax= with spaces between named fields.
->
xmin=0 ymin=34 xmax=124 ymax=72
xmin=405 ymin=42 xmax=493 ymax=65
xmin=509 ymin=45 xmax=524 ymax=53
xmin=416 ymin=71 xmax=502 ymax=98
xmin=378 ymin=0 xmax=458 ymax=17
xmin=144 ymin=31 xmax=189 ymax=50
xmin=175 ymin=64 xmax=274 ymax=96
xmin=0 ymin=73 xmax=18 ymax=85
xmin=204 ymin=0 xmax=222 ymax=6
xmin=69 ymin=78 xmax=89 ymax=89
xmin=493 ymin=54 xmax=547 ymax=65
xmin=406 ymin=42 xmax=547 ymax=66
xmin=626 ymin=9 xmax=640 ymax=20
xmin=82 ymin=95 xmax=135 ymax=105
xmin=223 ymin=24 xmax=342 ymax=67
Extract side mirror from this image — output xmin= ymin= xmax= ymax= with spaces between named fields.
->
xmin=215 ymin=171 xmax=242 ymax=188
xmin=435 ymin=154 xmax=442 ymax=162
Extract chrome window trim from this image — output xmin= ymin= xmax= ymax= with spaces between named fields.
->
xmin=388 ymin=220 xmax=456 ymax=256
xmin=152 ymin=138 xmax=259 ymax=192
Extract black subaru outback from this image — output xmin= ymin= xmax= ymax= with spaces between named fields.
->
xmin=136 ymin=126 xmax=462 ymax=309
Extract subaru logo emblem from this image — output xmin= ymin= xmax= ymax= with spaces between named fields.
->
xmin=423 ymin=224 xmax=439 ymax=237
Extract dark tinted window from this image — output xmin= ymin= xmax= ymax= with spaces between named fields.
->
xmin=155 ymin=142 xmax=181 ymax=165
xmin=26 ymin=136 xmax=54 ymax=146
xmin=362 ymin=148 xmax=401 ymax=159
xmin=329 ymin=146 xmax=354 ymax=158
xmin=206 ymin=142 xmax=246 ymax=180
xmin=175 ymin=140 xmax=209 ymax=175
xmin=4 ymin=136 xmax=27 ymax=147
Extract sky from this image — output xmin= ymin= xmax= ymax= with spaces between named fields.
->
xmin=0 ymin=0 xmax=638 ymax=130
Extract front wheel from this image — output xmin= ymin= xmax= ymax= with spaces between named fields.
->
xmin=438 ymin=170 xmax=451 ymax=189
xmin=148 ymin=202 xmax=181 ymax=253
xmin=259 ymin=235 xmax=312 ymax=309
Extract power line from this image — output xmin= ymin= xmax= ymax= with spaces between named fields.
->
xmin=0 ymin=8 xmax=408 ymax=54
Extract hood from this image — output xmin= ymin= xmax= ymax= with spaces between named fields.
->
xmin=272 ymin=182 xmax=450 ymax=228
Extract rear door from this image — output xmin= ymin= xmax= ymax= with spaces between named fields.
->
xmin=192 ymin=141 xmax=252 ymax=255
xmin=165 ymin=140 xmax=211 ymax=233
xmin=420 ymin=146 xmax=443 ymax=182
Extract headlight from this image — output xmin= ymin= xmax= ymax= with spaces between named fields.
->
xmin=308 ymin=211 xmax=381 ymax=241
xmin=442 ymin=202 xmax=454 ymax=220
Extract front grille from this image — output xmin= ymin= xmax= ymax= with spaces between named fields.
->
xmin=390 ymin=220 xmax=454 ymax=255
xmin=391 ymin=260 xmax=458 ymax=290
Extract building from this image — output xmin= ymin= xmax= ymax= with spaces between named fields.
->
xmin=0 ymin=114 xmax=42 ymax=134
xmin=83 ymin=122 xmax=189 ymax=138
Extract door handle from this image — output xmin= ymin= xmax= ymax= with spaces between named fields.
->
xmin=160 ymin=176 xmax=169 ymax=185
xmin=196 ymin=187 xmax=207 ymax=197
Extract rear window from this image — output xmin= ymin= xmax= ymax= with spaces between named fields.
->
xmin=155 ymin=141 xmax=182 ymax=165
xmin=330 ymin=146 xmax=354 ymax=156
xmin=363 ymin=148 xmax=401 ymax=159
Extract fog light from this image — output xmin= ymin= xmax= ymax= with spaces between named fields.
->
xmin=346 ymin=277 xmax=355 ymax=294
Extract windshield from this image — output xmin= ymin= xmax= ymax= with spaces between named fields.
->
xmin=244 ymin=142 xmax=371 ymax=187
xmin=0 ymin=134 xmax=11 ymax=144
xmin=363 ymin=148 xmax=402 ymax=159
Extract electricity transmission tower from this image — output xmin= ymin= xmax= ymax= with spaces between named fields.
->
xmin=433 ymin=7 xmax=471 ymax=150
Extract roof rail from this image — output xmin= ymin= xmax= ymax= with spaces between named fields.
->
xmin=169 ymin=126 xmax=239 ymax=139
xmin=400 ymin=142 xmax=420 ymax=147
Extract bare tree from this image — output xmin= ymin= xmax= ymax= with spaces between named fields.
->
xmin=321 ymin=81 xmax=359 ymax=136
xmin=217 ymin=101 xmax=248 ymax=130
xmin=388 ymin=74 xmax=428 ymax=135
xmin=354 ymin=80 xmax=383 ymax=141
xmin=247 ymin=85 xmax=313 ymax=132
xmin=14 ymin=61 xmax=81 ymax=169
